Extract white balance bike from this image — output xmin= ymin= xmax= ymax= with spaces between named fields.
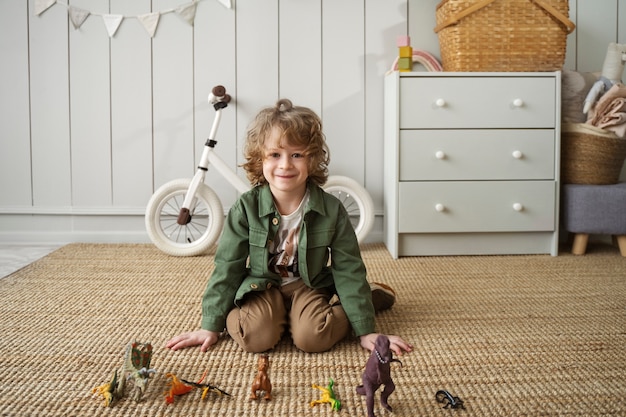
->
xmin=145 ymin=86 xmax=374 ymax=256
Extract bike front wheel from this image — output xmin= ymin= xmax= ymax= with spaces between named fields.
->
xmin=145 ymin=179 xmax=224 ymax=256
xmin=324 ymin=175 xmax=374 ymax=244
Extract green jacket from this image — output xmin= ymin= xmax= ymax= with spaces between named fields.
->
xmin=200 ymin=182 xmax=375 ymax=336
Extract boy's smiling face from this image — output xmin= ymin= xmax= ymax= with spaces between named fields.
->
xmin=262 ymin=126 xmax=310 ymax=199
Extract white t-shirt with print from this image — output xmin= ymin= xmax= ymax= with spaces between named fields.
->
xmin=268 ymin=190 xmax=310 ymax=286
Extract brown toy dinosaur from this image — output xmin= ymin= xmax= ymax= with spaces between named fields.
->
xmin=250 ymin=354 xmax=272 ymax=401
xmin=356 ymin=335 xmax=402 ymax=417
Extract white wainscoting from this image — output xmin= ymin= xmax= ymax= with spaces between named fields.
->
xmin=0 ymin=0 xmax=624 ymax=244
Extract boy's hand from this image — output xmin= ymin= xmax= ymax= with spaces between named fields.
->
xmin=165 ymin=329 xmax=220 ymax=352
xmin=359 ymin=333 xmax=413 ymax=356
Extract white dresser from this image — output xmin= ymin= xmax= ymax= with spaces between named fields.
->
xmin=383 ymin=72 xmax=561 ymax=258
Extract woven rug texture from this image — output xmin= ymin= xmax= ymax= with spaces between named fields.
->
xmin=0 ymin=242 xmax=624 ymax=416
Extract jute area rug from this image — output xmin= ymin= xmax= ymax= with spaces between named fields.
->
xmin=0 ymin=243 xmax=624 ymax=416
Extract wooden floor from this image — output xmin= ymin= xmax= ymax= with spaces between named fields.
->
xmin=0 ymin=243 xmax=63 ymax=278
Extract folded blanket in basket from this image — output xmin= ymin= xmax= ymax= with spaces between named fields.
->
xmin=592 ymin=98 xmax=626 ymax=138
xmin=588 ymin=83 xmax=626 ymax=138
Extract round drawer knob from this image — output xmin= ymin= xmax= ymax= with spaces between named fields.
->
xmin=435 ymin=98 xmax=446 ymax=107
xmin=435 ymin=203 xmax=445 ymax=212
xmin=512 ymin=98 xmax=524 ymax=107
xmin=513 ymin=203 xmax=524 ymax=212
xmin=435 ymin=151 xmax=446 ymax=160
xmin=512 ymin=150 xmax=523 ymax=159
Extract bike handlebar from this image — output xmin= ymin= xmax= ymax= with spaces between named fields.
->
xmin=209 ymin=85 xmax=231 ymax=105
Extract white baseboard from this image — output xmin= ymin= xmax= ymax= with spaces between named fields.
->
xmin=0 ymin=210 xmax=384 ymax=245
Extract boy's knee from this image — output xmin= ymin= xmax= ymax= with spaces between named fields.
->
xmin=228 ymin=319 xmax=283 ymax=353
xmin=242 ymin=331 xmax=282 ymax=353
xmin=290 ymin=315 xmax=349 ymax=353
xmin=291 ymin=328 xmax=334 ymax=353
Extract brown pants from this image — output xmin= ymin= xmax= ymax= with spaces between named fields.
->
xmin=226 ymin=280 xmax=350 ymax=353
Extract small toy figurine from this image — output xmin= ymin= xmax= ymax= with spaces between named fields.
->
xmin=250 ymin=354 xmax=272 ymax=401
xmin=164 ymin=370 xmax=230 ymax=404
xmin=165 ymin=372 xmax=197 ymax=404
xmin=119 ymin=341 xmax=156 ymax=402
xmin=91 ymin=341 xmax=156 ymax=407
xmin=356 ymin=335 xmax=402 ymax=417
xmin=436 ymin=390 xmax=465 ymax=409
xmin=397 ymin=35 xmax=413 ymax=72
xmin=310 ymin=378 xmax=341 ymax=411
xmin=91 ymin=370 xmax=122 ymax=407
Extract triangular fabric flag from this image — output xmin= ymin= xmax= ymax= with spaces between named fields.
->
xmin=175 ymin=1 xmax=198 ymax=26
xmin=68 ymin=6 xmax=90 ymax=29
xmin=138 ymin=12 xmax=161 ymax=38
xmin=217 ymin=0 xmax=232 ymax=9
xmin=102 ymin=14 xmax=124 ymax=38
xmin=35 ymin=0 xmax=56 ymax=16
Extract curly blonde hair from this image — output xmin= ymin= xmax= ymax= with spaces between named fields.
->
xmin=242 ymin=99 xmax=330 ymax=186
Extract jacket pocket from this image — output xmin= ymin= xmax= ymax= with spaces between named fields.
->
xmin=306 ymin=227 xmax=334 ymax=248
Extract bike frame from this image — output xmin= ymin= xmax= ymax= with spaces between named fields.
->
xmin=180 ymin=102 xmax=249 ymax=215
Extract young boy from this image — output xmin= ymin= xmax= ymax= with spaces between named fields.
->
xmin=166 ymin=99 xmax=412 ymax=356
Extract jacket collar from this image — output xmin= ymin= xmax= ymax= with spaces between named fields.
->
xmin=257 ymin=182 xmax=327 ymax=217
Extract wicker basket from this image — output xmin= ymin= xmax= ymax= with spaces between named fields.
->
xmin=561 ymin=124 xmax=626 ymax=185
xmin=434 ymin=0 xmax=575 ymax=72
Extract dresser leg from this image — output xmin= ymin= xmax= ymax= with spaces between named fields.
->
xmin=571 ymin=233 xmax=589 ymax=255
xmin=616 ymin=235 xmax=626 ymax=257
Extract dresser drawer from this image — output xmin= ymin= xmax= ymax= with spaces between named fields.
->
xmin=399 ymin=76 xmax=556 ymax=129
xmin=399 ymin=129 xmax=556 ymax=181
xmin=398 ymin=181 xmax=555 ymax=233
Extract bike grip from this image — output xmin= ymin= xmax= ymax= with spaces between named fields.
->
xmin=212 ymin=85 xmax=226 ymax=97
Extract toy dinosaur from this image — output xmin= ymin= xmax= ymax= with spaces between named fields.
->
xmin=250 ymin=354 xmax=272 ymax=401
xmin=310 ymin=378 xmax=341 ymax=411
xmin=436 ymin=389 xmax=465 ymax=409
xmin=91 ymin=370 xmax=122 ymax=407
xmin=164 ymin=370 xmax=229 ymax=404
xmin=91 ymin=341 xmax=156 ymax=407
xmin=356 ymin=335 xmax=402 ymax=417
xmin=119 ymin=341 xmax=156 ymax=402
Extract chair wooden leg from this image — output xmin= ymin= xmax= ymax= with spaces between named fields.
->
xmin=616 ymin=235 xmax=626 ymax=257
xmin=572 ymin=233 xmax=589 ymax=255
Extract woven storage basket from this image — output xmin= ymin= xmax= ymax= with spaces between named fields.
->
xmin=434 ymin=0 xmax=575 ymax=72
xmin=561 ymin=123 xmax=626 ymax=185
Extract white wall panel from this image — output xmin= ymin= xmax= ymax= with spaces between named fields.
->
xmin=235 ymin=0 xmax=279 ymax=165
xmin=408 ymin=0 xmax=440 ymax=58
xmin=279 ymin=0 xmax=322 ymax=115
xmin=1 ymin=0 xmax=625 ymax=243
xmin=322 ymin=0 xmax=365 ymax=181
xmin=152 ymin=0 xmax=196 ymax=188
xmin=69 ymin=0 xmax=112 ymax=207
xmin=110 ymin=0 xmax=154 ymax=207
xmin=0 ymin=0 xmax=32 ymax=206
xmin=576 ymin=0 xmax=618 ymax=72
xmin=617 ymin=0 xmax=626 ymax=43
xmin=365 ymin=0 xmax=408 ymax=210
xmin=193 ymin=1 xmax=239 ymax=209
xmin=28 ymin=0 xmax=72 ymax=206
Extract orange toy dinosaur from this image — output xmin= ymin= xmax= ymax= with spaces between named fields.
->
xmin=250 ymin=354 xmax=272 ymax=401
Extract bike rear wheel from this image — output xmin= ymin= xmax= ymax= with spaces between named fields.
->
xmin=145 ymin=179 xmax=224 ymax=256
xmin=323 ymin=175 xmax=374 ymax=243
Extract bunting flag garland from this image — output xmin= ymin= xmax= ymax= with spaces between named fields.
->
xmin=175 ymin=1 xmax=199 ymax=26
xmin=102 ymin=14 xmax=124 ymax=38
xmin=138 ymin=12 xmax=161 ymax=38
xmin=35 ymin=0 xmax=56 ymax=16
xmin=36 ymin=0 xmax=231 ymax=38
xmin=68 ymin=7 xmax=90 ymax=30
